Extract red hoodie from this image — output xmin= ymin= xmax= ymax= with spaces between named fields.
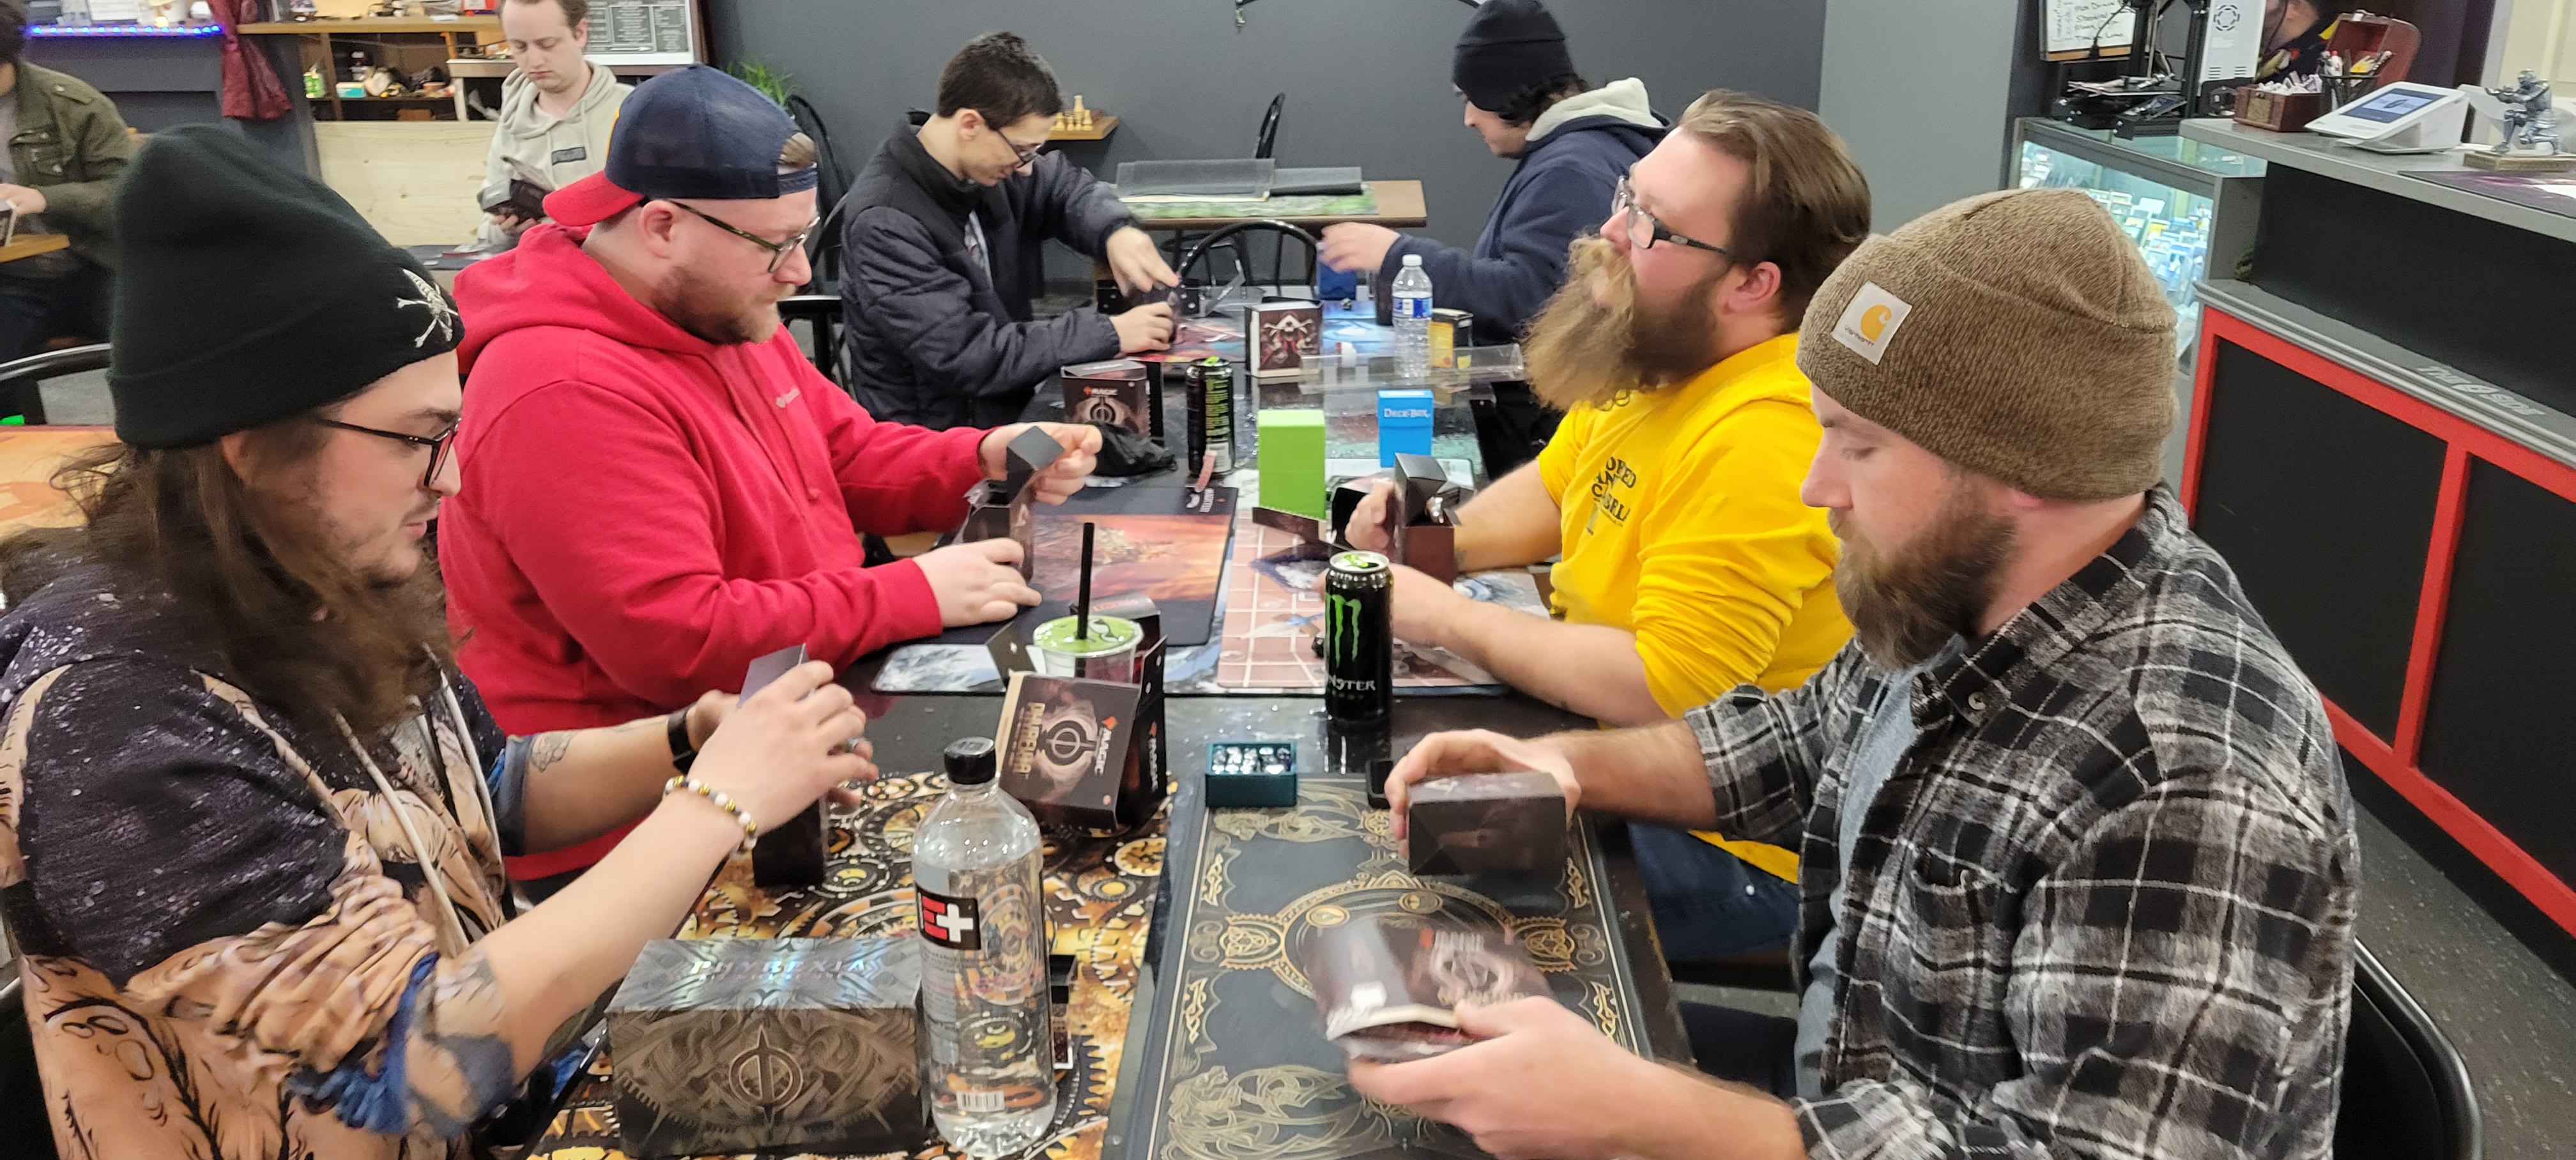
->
xmin=443 ymin=224 xmax=986 ymax=878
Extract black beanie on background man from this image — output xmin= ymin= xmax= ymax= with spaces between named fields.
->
xmin=1453 ymin=0 xmax=1576 ymax=113
xmin=108 ymin=125 xmax=460 ymax=450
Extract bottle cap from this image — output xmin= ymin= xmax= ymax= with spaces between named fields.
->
xmin=1402 ymin=254 xmax=1423 ymax=266
xmin=944 ymin=737 xmax=998 ymax=786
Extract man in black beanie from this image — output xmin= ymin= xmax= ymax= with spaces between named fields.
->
xmin=1320 ymin=0 xmax=1662 ymax=472
xmin=0 ymin=124 xmax=874 ymax=1159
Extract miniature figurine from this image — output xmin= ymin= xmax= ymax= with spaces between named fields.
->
xmin=2487 ymin=70 xmax=2561 ymax=157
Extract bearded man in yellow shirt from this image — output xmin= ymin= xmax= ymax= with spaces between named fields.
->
xmin=1349 ymin=90 xmax=1870 ymax=958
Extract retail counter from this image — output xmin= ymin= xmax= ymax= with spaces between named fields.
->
xmin=2175 ymin=117 xmax=2576 ymax=938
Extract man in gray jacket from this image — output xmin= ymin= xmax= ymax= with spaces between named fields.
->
xmin=837 ymin=32 xmax=1176 ymax=430
xmin=474 ymin=0 xmax=630 ymax=250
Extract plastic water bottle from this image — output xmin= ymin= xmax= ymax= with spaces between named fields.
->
xmin=915 ymin=738 xmax=1057 ymax=1157
xmin=1392 ymin=254 xmax=1433 ymax=378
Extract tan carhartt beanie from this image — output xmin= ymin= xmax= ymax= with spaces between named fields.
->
xmin=1795 ymin=188 xmax=2177 ymax=501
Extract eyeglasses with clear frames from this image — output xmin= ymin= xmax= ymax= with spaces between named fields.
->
xmin=318 ymin=418 xmax=459 ymax=489
xmin=668 ymin=201 xmax=819 ymax=274
xmin=1611 ymin=176 xmax=1737 ymax=260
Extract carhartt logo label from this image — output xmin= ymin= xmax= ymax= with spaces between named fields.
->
xmin=1830 ymin=282 xmax=1912 ymax=365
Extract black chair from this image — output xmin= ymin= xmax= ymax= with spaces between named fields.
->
xmin=1175 ymin=220 xmax=1319 ymax=303
xmin=2340 ymin=941 xmax=2480 ymax=1159
xmin=0 ymin=343 xmax=109 ymax=426
xmin=1 ymin=964 xmax=58 ymax=1160
xmin=777 ymin=295 xmax=845 ymax=388
xmin=1254 ymin=93 xmax=1284 ymax=160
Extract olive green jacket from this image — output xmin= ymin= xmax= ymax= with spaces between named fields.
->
xmin=8 ymin=62 xmax=135 ymax=269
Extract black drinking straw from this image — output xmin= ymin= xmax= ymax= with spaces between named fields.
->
xmin=1075 ymin=522 xmax=1096 ymax=641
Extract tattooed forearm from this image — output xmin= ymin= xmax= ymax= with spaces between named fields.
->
xmin=529 ymin=732 xmax=574 ymax=774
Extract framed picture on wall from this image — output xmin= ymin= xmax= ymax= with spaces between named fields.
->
xmin=585 ymin=0 xmax=703 ymax=65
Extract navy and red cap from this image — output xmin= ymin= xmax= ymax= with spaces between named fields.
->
xmin=545 ymin=64 xmax=820 ymax=227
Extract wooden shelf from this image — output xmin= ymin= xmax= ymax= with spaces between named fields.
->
xmin=241 ymin=16 xmax=499 ymax=33
xmin=1049 ymin=113 xmax=1118 ymax=141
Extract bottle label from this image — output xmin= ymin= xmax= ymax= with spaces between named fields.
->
xmin=919 ymin=887 xmax=983 ymax=951
xmin=1395 ymin=296 xmax=1432 ymax=321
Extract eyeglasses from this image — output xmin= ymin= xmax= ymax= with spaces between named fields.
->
xmin=318 ymin=418 xmax=459 ymax=489
xmin=1000 ymin=134 xmax=1046 ymax=170
xmin=668 ymin=201 xmax=819 ymax=274
xmin=1611 ymin=176 xmax=1737 ymax=260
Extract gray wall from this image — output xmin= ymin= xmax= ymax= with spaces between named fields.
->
xmin=703 ymin=0 xmax=1827 ymax=263
xmin=1817 ymin=0 xmax=2023 ymax=231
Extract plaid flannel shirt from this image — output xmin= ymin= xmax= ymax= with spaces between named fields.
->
xmin=1688 ymin=487 xmax=2358 ymax=1159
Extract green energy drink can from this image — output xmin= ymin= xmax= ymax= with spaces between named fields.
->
xmin=1324 ymin=551 xmax=1393 ymax=726
xmin=1184 ymin=356 xmax=1234 ymax=475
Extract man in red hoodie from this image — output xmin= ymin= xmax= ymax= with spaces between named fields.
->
xmin=443 ymin=65 xmax=1100 ymax=892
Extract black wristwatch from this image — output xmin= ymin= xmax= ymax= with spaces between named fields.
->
xmin=667 ymin=707 xmax=699 ymax=774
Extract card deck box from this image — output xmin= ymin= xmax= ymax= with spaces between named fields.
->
xmin=1206 ymin=741 xmax=1298 ymax=807
xmin=1257 ymin=409 xmax=1328 ymax=521
xmin=1062 ymin=358 xmax=1154 ymax=436
xmin=956 ymin=427 xmax=1065 ymax=579
xmin=1428 ymin=308 xmax=1476 ymax=366
xmin=1376 ymin=389 xmax=1434 ymax=466
xmin=1406 ymin=771 xmax=1568 ymax=877
xmin=606 ymin=936 xmax=926 ymax=1158
xmin=1246 ymin=301 xmax=1322 ymax=378
xmin=997 ymin=673 xmax=1142 ymax=830
xmin=992 ymin=595 xmax=1167 ymax=830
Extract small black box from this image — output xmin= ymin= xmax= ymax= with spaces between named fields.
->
xmin=956 ymin=428 xmax=1065 ymax=579
xmin=1406 ymin=772 xmax=1568 ymax=876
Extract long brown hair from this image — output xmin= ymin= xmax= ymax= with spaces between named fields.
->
xmin=0 ymin=416 xmax=452 ymax=739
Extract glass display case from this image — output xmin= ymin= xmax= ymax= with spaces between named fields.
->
xmin=2012 ymin=118 xmax=2267 ymax=355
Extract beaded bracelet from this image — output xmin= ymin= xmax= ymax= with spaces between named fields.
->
xmin=664 ymin=775 xmax=759 ymax=856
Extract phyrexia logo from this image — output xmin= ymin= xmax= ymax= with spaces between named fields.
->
xmin=1830 ymin=281 xmax=1913 ymax=366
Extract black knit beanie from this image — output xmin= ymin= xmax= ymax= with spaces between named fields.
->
xmin=1452 ymin=0 xmax=1575 ymax=113
xmin=108 ymin=125 xmax=460 ymax=450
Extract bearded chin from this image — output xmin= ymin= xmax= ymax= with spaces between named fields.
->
xmin=1524 ymin=236 xmax=1724 ymax=411
xmin=1833 ymin=498 xmax=2018 ymax=671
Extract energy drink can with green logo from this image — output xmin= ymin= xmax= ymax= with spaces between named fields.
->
xmin=1183 ymin=356 xmax=1234 ymax=475
xmin=1324 ymin=551 xmax=1393 ymax=726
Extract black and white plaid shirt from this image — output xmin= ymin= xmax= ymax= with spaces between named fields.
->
xmin=1689 ymin=487 xmax=2358 ymax=1159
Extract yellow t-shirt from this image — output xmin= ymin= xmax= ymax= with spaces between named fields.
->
xmin=1537 ymin=333 xmax=1851 ymax=881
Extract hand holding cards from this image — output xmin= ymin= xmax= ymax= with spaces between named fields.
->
xmin=1294 ymin=916 xmax=1553 ymax=1062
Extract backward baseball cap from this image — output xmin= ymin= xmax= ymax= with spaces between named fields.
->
xmin=544 ymin=64 xmax=817 ymax=226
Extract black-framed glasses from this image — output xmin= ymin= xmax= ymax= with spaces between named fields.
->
xmin=318 ymin=418 xmax=459 ymax=489
xmin=1000 ymin=133 xmax=1046 ymax=170
xmin=1611 ymin=176 xmax=1737 ymax=259
xmin=668 ymin=201 xmax=818 ymax=274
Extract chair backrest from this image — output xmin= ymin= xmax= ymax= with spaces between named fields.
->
xmin=1255 ymin=93 xmax=1285 ymax=161
xmin=776 ymin=294 xmax=846 ymax=390
xmin=0 ymin=343 xmax=110 ymax=426
xmin=1174 ymin=220 xmax=1319 ymax=300
xmin=2336 ymin=941 xmax=2480 ymax=1160
xmin=1 ymin=968 xmax=60 ymax=1160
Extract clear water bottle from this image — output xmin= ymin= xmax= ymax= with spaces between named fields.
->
xmin=915 ymin=738 xmax=1056 ymax=1157
xmin=1392 ymin=254 xmax=1434 ymax=378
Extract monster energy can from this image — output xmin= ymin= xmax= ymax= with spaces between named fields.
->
xmin=1324 ymin=551 xmax=1393 ymax=726
xmin=1183 ymin=356 xmax=1234 ymax=475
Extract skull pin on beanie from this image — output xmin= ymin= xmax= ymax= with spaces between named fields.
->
xmin=1452 ymin=0 xmax=1576 ymax=114
xmin=108 ymin=125 xmax=460 ymax=450
xmin=1795 ymin=188 xmax=2177 ymax=501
